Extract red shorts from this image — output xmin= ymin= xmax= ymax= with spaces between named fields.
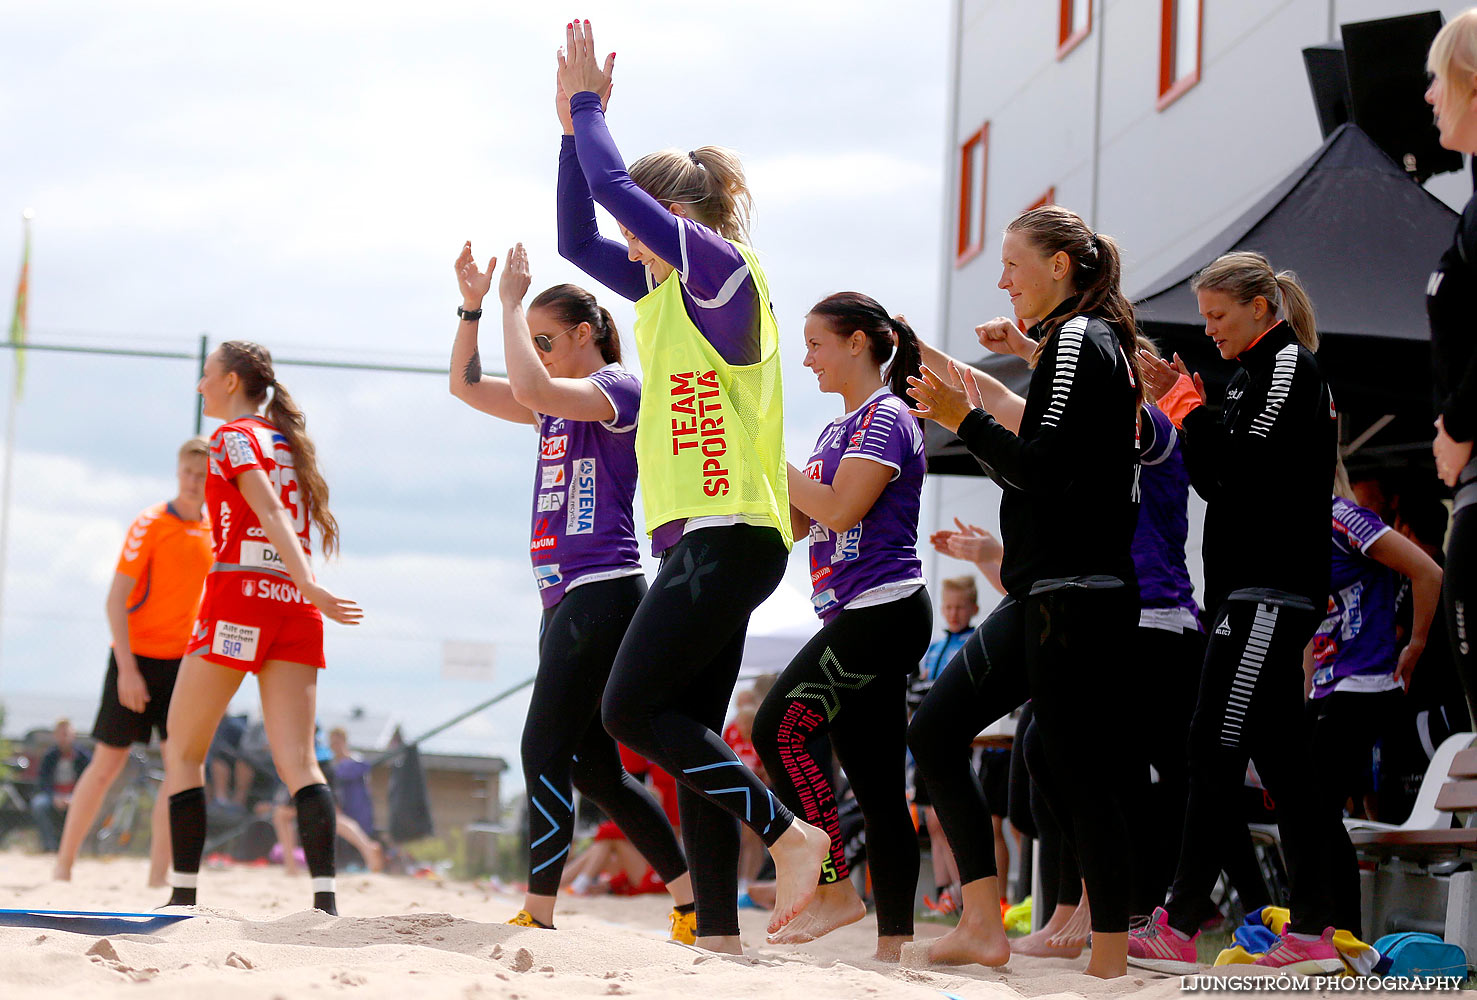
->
xmin=187 ymin=574 xmax=325 ymax=674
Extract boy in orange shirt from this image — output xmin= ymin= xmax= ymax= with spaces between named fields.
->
xmin=53 ymin=437 xmax=213 ymax=886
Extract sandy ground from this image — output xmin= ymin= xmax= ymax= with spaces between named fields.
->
xmin=0 ymin=852 xmax=1332 ymax=999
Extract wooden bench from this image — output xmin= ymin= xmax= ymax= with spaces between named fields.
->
xmin=1347 ymin=736 xmax=1477 ymax=949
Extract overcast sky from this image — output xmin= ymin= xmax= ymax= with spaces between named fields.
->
xmin=0 ymin=1 xmax=951 ymax=775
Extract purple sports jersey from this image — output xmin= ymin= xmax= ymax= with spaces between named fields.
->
xmin=803 ymin=389 xmax=926 ymax=620
xmin=1135 ymin=405 xmax=1201 ymax=630
xmin=1310 ymin=497 xmax=1399 ymax=697
xmin=528 ymin=365 xmax=644 ymax=607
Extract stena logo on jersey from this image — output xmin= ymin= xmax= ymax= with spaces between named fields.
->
xmin=240 ymin=540 xmax=285 ymax=572
xmin=567 ymin=459 xmax=597 ymax=535
xmin=534 ymin=563 xmax=563 ymax=590
xmin=804 ymin=459 xmax=824 ymax=481
xmin=541 ymin=464 xmax=566 ymax=489
xmin=541 ymin=435 xmax=568 ymax=461
xmin=833 ymin=523 xmax=863 ymax=563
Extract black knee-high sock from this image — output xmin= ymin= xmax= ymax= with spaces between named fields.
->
xmin=293 ymin=783 xmax=338 ymax=915
xmin=166 ymin=787 xmax=207 ymax=906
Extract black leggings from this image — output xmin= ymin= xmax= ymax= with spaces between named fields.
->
xmin=1443 ymin=501 xmax=1477 ymax=730
xmin=1123 ymin=624 xmax=1204 ymax=914
xmin=1165 ymin=595 xmax=1347 ymax=936
xmin=522 ymin=574 xmax=687 ymax=897
xmin=602 ymin=524 xmax=791 ymax=939
xmin=753 ymin=587 xmax=931 ymax=938
xmin=908 ymin=586 xmax=1138 ymax=933
xmin=1306 ymin=687 xmax=1408 ymax=932
xmin=1021 ymin=717 xmax=1082 ymax=914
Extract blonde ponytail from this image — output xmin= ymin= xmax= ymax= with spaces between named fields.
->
xmin=628 ymin=146 xmax=754 ymax=243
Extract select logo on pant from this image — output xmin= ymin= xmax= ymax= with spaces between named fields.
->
xmin=566 ymin=459 xmax=596 ymax=535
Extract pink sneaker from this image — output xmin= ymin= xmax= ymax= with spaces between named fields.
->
xmin=1252 ymin=928 xmax=1344 ymax=976
xmin=1127 ymin=907 xmax=1201 ymax=974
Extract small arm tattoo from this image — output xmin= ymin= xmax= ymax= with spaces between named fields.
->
xmin=462 ymin=349 xmax=483 ymax=386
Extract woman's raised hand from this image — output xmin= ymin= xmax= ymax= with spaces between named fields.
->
xmin=1137 ymin=349 xmax=1203 ymax=406
xmin=976 ymin=317 xmax=1036 ymax=360
xmin=907 ymin=363 xmax=976 ymax=434
xmin=557 ymin=19 xmax=615 ymax=102
xmin=500 ymin=243 xmax=533 ymax=305
xmin=456 ymin=242 xmax=497 ymax=310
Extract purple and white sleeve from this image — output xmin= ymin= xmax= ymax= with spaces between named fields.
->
xmin=1140 ymin=404 xmax=1179 ymax=466
xmin=843 ymin=398 xmax=913 ymax=479
xmin=1335 ymin=501 xmax=1391 ymax=554
xmin=590 ymin=369 xmax=641 ymax=433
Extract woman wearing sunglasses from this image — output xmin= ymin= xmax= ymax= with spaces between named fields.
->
xmin=449 ymin=240 xmax=693 ymax=936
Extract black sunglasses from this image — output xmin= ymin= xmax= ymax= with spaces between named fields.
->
xmin=533 ymin=322 xmax=581 ymax=353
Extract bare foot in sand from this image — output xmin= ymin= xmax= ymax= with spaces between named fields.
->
xmin=929 ymin=917 xmax=1012 ymax=968
xmin=52 ymin=862 xmax=72 ymax=882
xmin=366 ymin=841 xmax=385 ymax=873
xmin=1083 ymin=930 xmax=1126 ymax=979
xmin=1011 ymin=901 xmax=1084 ymax=958
xmin=767 ymin=881 xmax=865 ymax=944
xmin=1046 ymin=893 xmax=1091 ymax=951
xmin=693 ymin=935 xmax=744 ymax=956
xmin=764 ymin=819 xmax=831 ymax=936
xmin=926 ymin=877 xmax=1011 ymax=969
xmin=875 ymin=934 xmax=911 ymax=962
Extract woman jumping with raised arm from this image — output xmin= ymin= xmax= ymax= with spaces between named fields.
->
xmin=555 ymin=19 xmax=829 ymax=953
xmin=905 ymin=206 xmax=1142 ymax=979
xmin=448 ymin=241 xmax=692 ymax=937
xmin=750 ymin=293 xmax=930 ymax=961
xmin=162 ymin=342 xmax=361 ymax=915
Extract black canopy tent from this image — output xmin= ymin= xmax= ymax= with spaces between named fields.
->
xmin=925 ymin=124 xmax=1458 ymax=479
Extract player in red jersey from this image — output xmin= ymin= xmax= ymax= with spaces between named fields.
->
xmin=161 ymin=340 xmax=361 ymax=915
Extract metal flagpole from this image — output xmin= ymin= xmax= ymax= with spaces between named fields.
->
xmin=0 ymin=209 xmax=33 ymax=681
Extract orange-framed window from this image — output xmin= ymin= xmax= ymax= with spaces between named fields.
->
xmin=1058 ymin=0 xmax=1091 ymax=59
xmin=956 ymin=123 xmax=989 ymax=267
xmin=1157 ymin=0 xmax=1202 ymax=110
xmin=1026 ymin=187 xmax=1056 ymax=212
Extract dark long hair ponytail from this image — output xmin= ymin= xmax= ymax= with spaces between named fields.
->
xmin=217 ymin=340 xmax=340 ymax=557
xmin=529 ymin=283 xmax=622 ymax=364
xmin=807 ymin=292 xmax=923 ymax=400
xmin=1005 ymin=205 xmax=1142 ymax=407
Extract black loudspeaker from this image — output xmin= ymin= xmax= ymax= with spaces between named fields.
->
xmin=1303 ymin=43 xmax=1353 ymax=139
xmin=1342 ymin=11 xmax=1462 ymax=182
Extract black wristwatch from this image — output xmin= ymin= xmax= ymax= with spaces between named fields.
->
xmin=457 ymin=305 xmax=483 ymax=322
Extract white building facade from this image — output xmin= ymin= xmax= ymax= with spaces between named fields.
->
xmin=927 ymin=0 xmax=1474 ymax=613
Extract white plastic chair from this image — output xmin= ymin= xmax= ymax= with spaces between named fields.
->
xmin=1344 ymin=731 xmax=1475 ymax=833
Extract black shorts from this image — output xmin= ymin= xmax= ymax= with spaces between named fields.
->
xmin=91 ymin=651 xmax=181 ymax=748
xmin=978 ymin=746 xmax=1011 ymax=819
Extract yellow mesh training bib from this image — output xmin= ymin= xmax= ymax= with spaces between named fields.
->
xmin=632 ymin=243 xmax=790 ymax=549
